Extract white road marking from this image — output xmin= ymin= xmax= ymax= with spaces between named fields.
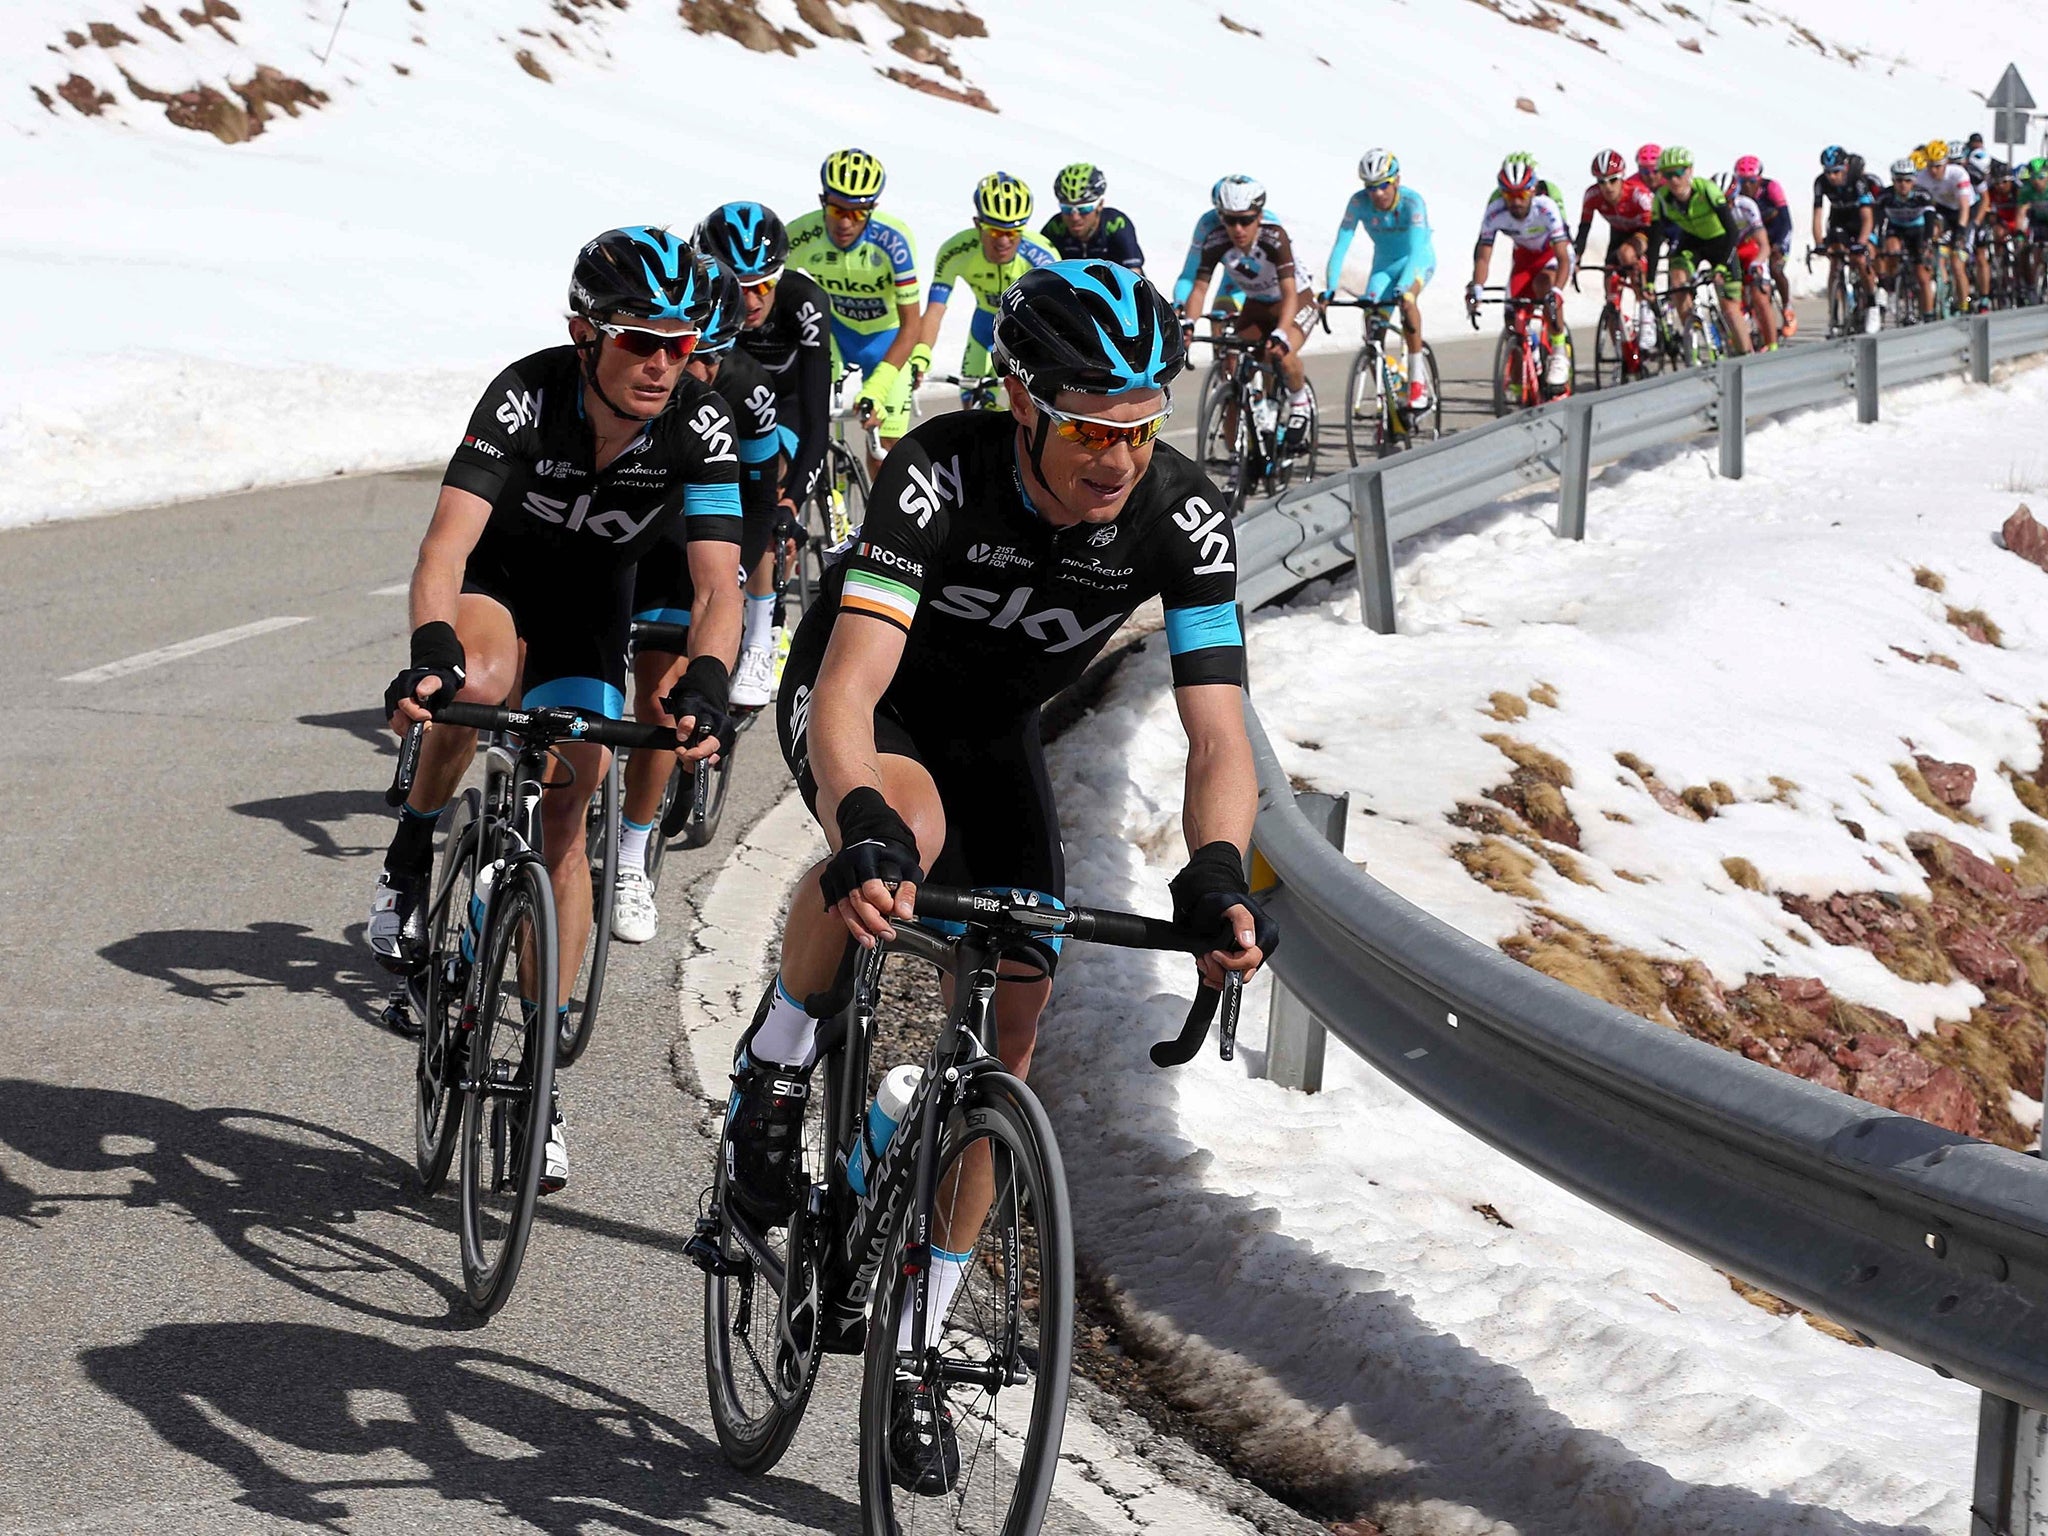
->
xmin=62 ymin=616 xmax=311 ymax=684
xmin=371 ymin=582 xmax=409 ymax=596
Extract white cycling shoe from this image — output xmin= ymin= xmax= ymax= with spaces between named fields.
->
xmin=613 ymin=866 xmax=659 ymax=945
xmin=730 ymin=643 xmax=776 ymax=709
xmin=1545 ymin=346 xmax=1572 ymax=389
xmin=541 ymin=1101 xmax=568 ymax=1194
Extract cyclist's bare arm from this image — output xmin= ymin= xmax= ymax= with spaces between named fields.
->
xmin=1549 ymin=237 xmax=1575 ymax=289
xmin=913 ymin=292 xmax=949 ymax=360
xmin=880 ymin=296 xmax=922 ymax=374
xmin=392 ymin=485 xmax=492 ymax=730
xmin=1470 ymin=238 xmax=1495 ymax=290
xmin=1174 ymin=681 xmax=1265 ymax=985
xmin=1181 ymin=269 xmax=1214 ymax=327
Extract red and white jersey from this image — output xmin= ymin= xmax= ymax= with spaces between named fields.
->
xmin=1914 ymin=162 xmax=1976 ymax=213
xmin=1478 ymin=192 xmax=1569 ymax=252
xmin=1580 ymin=175 xmax=1656 ymax=235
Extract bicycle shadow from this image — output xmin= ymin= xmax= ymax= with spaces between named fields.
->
xmin=232 ymin=788 xmax=393 ymax=860
xmin=81 ymin=1321 xmax=857 ymax=1532
xmin=299 ymin=707 xmax=398 ymax=758
xmin=1039 ymin=658 xmax=1936 ymax=1536
xmin=0 ymin=1077 xmax=470 ymax=1330
xmin=99 ymin=920 xmax=390 ymax=1027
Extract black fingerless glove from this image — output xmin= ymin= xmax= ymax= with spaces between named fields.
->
xmin=821 ymin=787 xmax=925 ymax=907
xmin=384 ymin=620 xmax=467 ymax=717
xmin=662 ymin=655 xmax=731 ymax=746
xmin=1169 ymin=840 xmax=1279 ymax=958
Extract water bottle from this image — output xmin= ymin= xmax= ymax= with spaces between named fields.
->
xmin=461 ymin=859 xmax=500 ymax=964
xmin=848 ymin=1064 xmax=923 ymax=1197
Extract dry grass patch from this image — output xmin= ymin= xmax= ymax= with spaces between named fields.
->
xmin=1723 ymin=1273 xmax=1869 ymax=1346
xmin=1893 ymin=760 xmax=1983 ymax=826
xmin=1722 ymin=857 xmax=1764 ymax=892
xmin=1913 ymin=566 xmax=1947 ymax=593
xmin=1529 ymin=681 xmax=1561 ymax=708
xmin=1480 ymin=734 xmax=1580 ymax=848
xmin=1946 ymin=606 xmax=2004 ymax=646
xmin=1453 ymin=837 xmax=1539 ymax=898
xmin=2014 ymin=821 xmax=2048 ymax=886
xmin=1484 ymin=691 xmax=1529 ymax=721
xmin=1502 ymin=913 xmax=1673 ymax=1016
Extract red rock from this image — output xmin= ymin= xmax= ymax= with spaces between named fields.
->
xmin=2004 ymin=505 xmax=2048 ymax=574
xmin=1835 ymin=1033 xmax=1906 ymax=1072
xmin=1781 ymin=1041 xmax=1846 ymax=1092
xmin=1650 ymin=783 xmax=1704 ymax=821
xmin=1894 ymin=1065 xmax=1981 ymax=1136
xmin=2006 ymin=899 xmax=2048 ymax=943
xmin=1946 ymin=926 xmax=2029 ymax=993
xmin=1854 ymin=1048 xmax=1936 ymax=1111
xmin=1913 ymin=755 xmax=1977 ymax=807
xmin=1910 ymin=834 xmax=2020 ymax=900
xmin=1739 ymin=1036 xmax=1777 ymax=1064
xmin=1770 ymin=976 xmax=1832 ymax=1016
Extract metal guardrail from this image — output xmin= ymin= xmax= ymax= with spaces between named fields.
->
xmin=1233 ymin=306 xmax=2048 ymax=1530
xmin=1234 ymin=309 xmax=2046 ymax=632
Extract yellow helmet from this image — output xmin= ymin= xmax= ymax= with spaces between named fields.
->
xmin=821 ymin=147 xmax=886 ymax=205
xmin=1923 ymin=139 xmax=1949 ymax=166
xmin=1909 ymin=146 xmax=1929 ymax=170
xmin=973 ymin=171 xmax=1034 ymax=230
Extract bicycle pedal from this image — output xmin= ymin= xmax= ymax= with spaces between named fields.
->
xmin=685 ymin=1223 xmax=750 ymax=1279
xmin=380 ymin=989 xmax=421 ymax=1040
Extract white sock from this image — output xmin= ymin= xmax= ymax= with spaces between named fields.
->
xmin=897 ymin=1244 xmax=975 ymax=1354
xmin=617 ymin=817 xmax=653 ymax=874
xmin=1288 ymin=385 xmax=1311 ymax=408
xmin=742 ymin=592 xmax=775 ymax=653
xmin=748 ymin=978 xmax=817 ymax=1068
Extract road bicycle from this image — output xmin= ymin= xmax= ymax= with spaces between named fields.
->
xmin=1808 ymin=241 xmax=1877 ymax=338
xmin=390 ymin=699 xmax=681 ymax=1314
xmin=1649 ymin=273 xmax=1727 ymax=368
xmin=1320 ymin=295 xmax=1440 ymax=463
xmin=1586 ymin=263 xmax=1663 ymax=389
xmin=1471 ymin=288 xmax=1574 ymax=415
xmin=1192 ymin=313 xmax=1319 ymax=515
xmin=1873 ymin=237 xmax=1934 ymax=327
xmin=793 ymin=369 xmax=876 ymax=608
xmin=688 ymin=886 xmax=1244 ymax=1531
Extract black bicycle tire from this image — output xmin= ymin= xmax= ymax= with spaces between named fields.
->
xmin=855 ymin=1070 xmax=1073 ymax=1535
xmin=456 ymin=857 xmax=558 ymax=1316
xmin=1828 ymin=267 xmax=1847 ymax=339
xmin=416 ymin=793 xmax=480 ymax=1193
xmin=680 ymin=736 xmax=738 ymax=851
xmin=1343 ymin=344 xmax=1377 ymax=467
xmin=1195 ymin=369 xmax=1250 ymax=517
xmin=558 ymin=752 xmax=616 ymax=1068
xmin=1490 ymin=327 xmax=1517 ymax=416
xmin=1417 ymin=344 xmax=1444 ymax=442
xmin=702 ymin=1030 xmax=841 ymax=1471
xmin=1593 ymin=305 xmax=1624 ymax=391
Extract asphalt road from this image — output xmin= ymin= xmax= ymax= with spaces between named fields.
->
xmin=0 ymin=314 xmax=1808 ymax=1532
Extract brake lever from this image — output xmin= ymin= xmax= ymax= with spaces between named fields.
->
xmin=386 ymin=719 xmax=425 ymax=807
xmin=1149 ymin=971 xmax=1246 ymax=1068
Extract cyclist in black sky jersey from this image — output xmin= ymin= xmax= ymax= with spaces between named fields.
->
xmin=731 ymin=259 xmax=1276 ymax=1491
xmin=369 ymin=226 xmax=744 ymax=1191
xmin=701 ymin=203 xmax=835 ymax=707
xmin=614 ymin=253 xmax=782 ymax=944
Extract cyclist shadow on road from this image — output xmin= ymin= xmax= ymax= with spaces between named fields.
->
xmin=299 ymin=707 xmax=399 ymax=758
xmin=82 ymin=1320 xmax=857 ymax=1533
xmin=231 ymin=788 xmax=395 ymax=860
xmin=0 ymin=1077 xmax=474 ymax=1331
xmin=99 ymin=920 xmax=390 ymax=1028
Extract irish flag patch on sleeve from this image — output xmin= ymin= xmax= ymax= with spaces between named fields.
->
xmin=841 ymin=568 xmax=918 ymax=630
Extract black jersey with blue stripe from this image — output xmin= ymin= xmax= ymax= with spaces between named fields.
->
xmin=816 ymin=409 xmax=1245 ymax=729
xmin=444 ymin=345 xmax=743 ymax=580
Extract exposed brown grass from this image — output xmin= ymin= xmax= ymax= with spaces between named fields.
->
xmin=1913 ymin=566 xmax=1947 ymax=593
xmin=1722 ymin=857 xmax=1764 ymax=892
xmin=1529 ymin=681 xmax=1561 ymax=708
xmin=1947 ymin=606 xmax=2004 ymax=646
xmin=1484 ymin=691 xmax=1529 ymax=722
xmin=1893 ymin=760 xmax=1982 ymax=826
xmin=1723 ymin=1273 xmax=1870 ymax=1346
xmin=1480 ymin=734 xmax=1580 ymax=847
xmin=1453 ymin=837 xmax=1539 ymax=898
xmin=1502 ymin=913 xmax=1674 ymax=1017
xmin=2014 ymin=821 xmax=2048 ymax=886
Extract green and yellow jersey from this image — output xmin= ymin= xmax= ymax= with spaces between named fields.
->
xmin=786 ymin=208 xmax=921 ymax=370
xmin=927 ymin=225 xmax=1059 ymax=373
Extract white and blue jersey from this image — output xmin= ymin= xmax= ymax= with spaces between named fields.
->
xmin=1324 ymin=186 xmax=1435 ymax=301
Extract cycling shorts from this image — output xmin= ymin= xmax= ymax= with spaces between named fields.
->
xmin=1362 ymin=258 xmax=1435 ymax=303
xmin=633 ymin=531 xmax=760 ymax=636
xmin=462 ymin=543 xmax=630 ymax=720
xmin=1825 ymin=213 xmax=1874 ymax=249
xmin=1667 ymin=229 xmax=1743 ymax=301
xmin=1506 ymin=242 xmax=1559 ymax=298
xmin=1232 ymin=297 xmax=1302 ymax=340
xmin=830 ymin=321 xmax=914 ymax=440
xmin=775 ymin=609 xmax=1066 ymax=971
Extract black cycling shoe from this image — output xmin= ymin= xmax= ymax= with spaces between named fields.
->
xmin=721 ymin=1054 xmax=810 ymax=1229
xmin=888 ymin=1379 xmax=960 ymax=1496
xmin=367 ymin=867 xmax=429 ymax=975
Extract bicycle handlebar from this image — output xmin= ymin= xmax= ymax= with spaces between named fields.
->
xmin=629 ymin=619 xmax=692 ymax=653
xmin=385 ymin=701 xmax=683 ymax=806
xmin=911 ymin=885 xmax=1249 ymax=1066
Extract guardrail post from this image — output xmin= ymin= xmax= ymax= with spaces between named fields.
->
xmin=1971 ymin=314 xmax=1994 ymax=385
xmin=1856 ymin=335 xmax=1881 ymax=423
xmin=1718 ymin=357 xmax=1746 ymax=480
xmin=1349 ymin=467 xmax=1397 ymax=634
xmin=1972 ymin=1393 xmax=2048 ymax=1535
xmin=1556 ymin=396 xmax=1594 ymax=540
xmin=1258 ymin=790 xmax=1346 ymax=1094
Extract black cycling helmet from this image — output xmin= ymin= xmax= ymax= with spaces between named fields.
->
xmin=694 ymin=254 xmax=744 ymax=354
xmin=993 ymin=260 xmax=1185 ymax=399
xmin=694 ymin=202 xmax=788 ymax=285
xmin=568 ymin=226 xmax=701 ymax=322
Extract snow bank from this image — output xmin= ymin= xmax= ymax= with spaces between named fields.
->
xmin=1035 ymin=369 xmax=2048 ymax=1533
xmin=7 ymin=0 xmax=2048 ymax=524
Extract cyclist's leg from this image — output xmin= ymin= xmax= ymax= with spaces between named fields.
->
xmin=623 ymin=543 xmax=691 ymax=841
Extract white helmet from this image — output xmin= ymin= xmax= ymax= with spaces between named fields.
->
xmin=1358 ymin=148 xmax=1399 ymax=186
xmin=1212 ymin=174 xmax=1267 ymax=216
xmin=1709 ymin=171 xmax=1732 ymax=195
xmin=1966 ymin=147 xmax=1991 ymax=173
xmin=1890 ymin=156 xmax=1917 ymax=179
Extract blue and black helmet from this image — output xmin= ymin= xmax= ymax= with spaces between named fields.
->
xmin=1820 ymin=144 xmax=1848 ymax=170
xmin=569 ymin=226 xmax=700 ymax=322
xmin=694 ymin=202 xmax=789 ymax=284
xmin=693 ymin=255 xmax=745 ymax=354
xmin=993 ymin=260 xmax=1186 ymax=398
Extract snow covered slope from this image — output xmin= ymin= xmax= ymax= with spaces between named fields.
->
xmin=5 ymin=0 xmax=2047 ymax=524
xmin=1037 ymin=369 xmax=2048 ymax=1535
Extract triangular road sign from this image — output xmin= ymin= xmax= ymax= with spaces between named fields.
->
xmin=1988 ymin=63 xmax=2035 ymax=111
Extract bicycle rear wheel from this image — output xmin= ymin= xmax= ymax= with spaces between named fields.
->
xmin=1593 ymin=305 xmax=1627 ymax=390
xmin=856 ymin=1070 xmax=1073 ymax=1536
xmin=416 ymin=791 xmax=480 ymax=1193
xmin=1412 ymin=344 xmax=1443 ymax=443
xmin=703 ymin=1026 xmax=838 ymax=1471
xmin=1343 ymin=345 xmax=1380 ymax=467
xmin=1490 ymin=328 xmax=1521 ymax=415
xmin=1196 ymin=373 xmax=1250 ymax=516
xmin=560 ymin=750 xmax=617 ymax=1068
xmin=456 ymin=857 xmax=558 ymax=1316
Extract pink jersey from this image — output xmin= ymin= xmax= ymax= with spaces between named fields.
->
xmin=1580 ymin=175 xmax=1656 ymax=234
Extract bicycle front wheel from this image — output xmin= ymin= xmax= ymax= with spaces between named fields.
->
xmin=856 ymin=1070 xmax=1073 ymax=1536
xmin=1592 ymin=305 xmax=1626 ymax=390
xmin=561 ymin=750 xmax=618 ymax=1068
xmin=456 ymin=857 xmax=558 ymax=1316
xmin=1196 ymin=374 xmax=1250 ymax=517
xmin=1490 ymin=327 xmax=1521 ymax=416
xmin=1343 ymin=345 xmax=1380 ymax=466
xmin=416 ymin=791 xmax=480 ymax=1193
